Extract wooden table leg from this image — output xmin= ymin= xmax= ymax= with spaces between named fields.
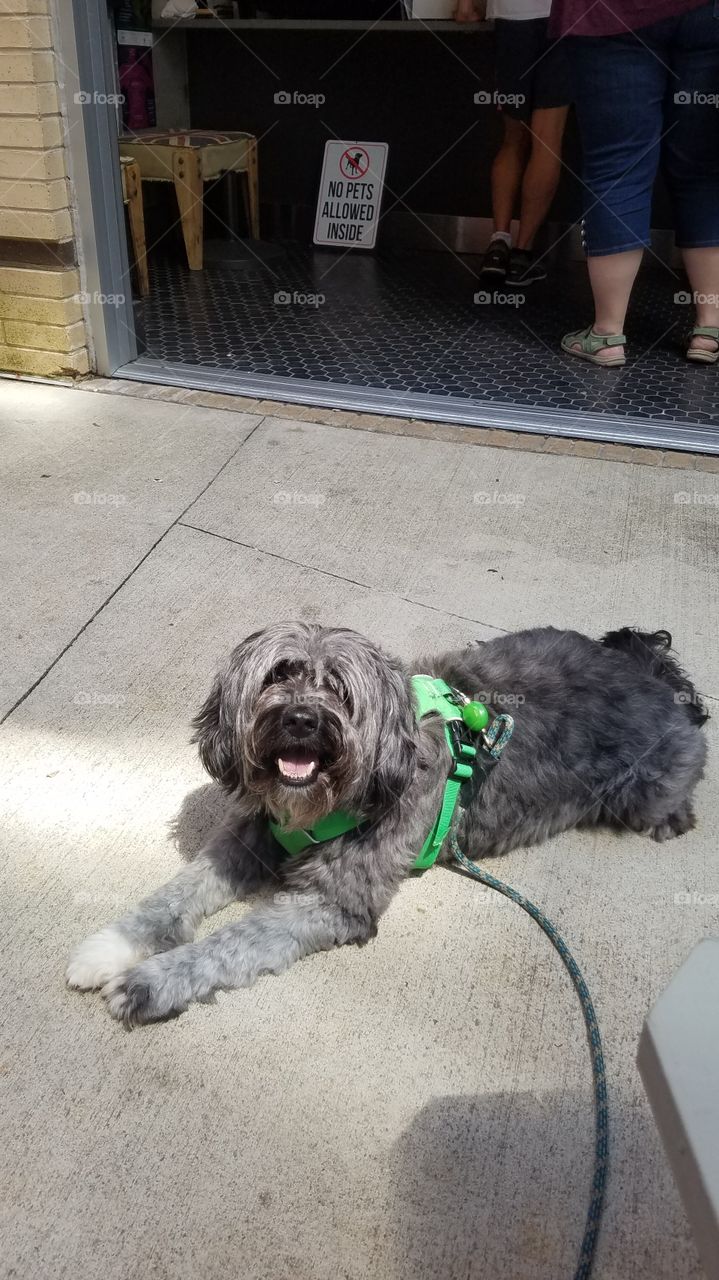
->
xmin=123 ymin=160 xmax=150 ymax=297
xmin=246 ymin=137 xmax=260 ymax=240
xmin=172 ymin=147 xmax=204 ymax=270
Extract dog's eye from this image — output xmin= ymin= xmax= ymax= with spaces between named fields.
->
xmin=264 ymin=660 xmax=303 ymax=686
xmin=328 ymin=672 xmax=352 ymax=709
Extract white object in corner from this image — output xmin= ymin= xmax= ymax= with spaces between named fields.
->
xmin=638 ymin=938 xmax=719 ymax=1280
xmin=161 ymin=0 xmax=199 ymax=18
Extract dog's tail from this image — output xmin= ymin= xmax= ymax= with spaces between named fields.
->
xmin=601 ymin=627 xmax=708 ymax=726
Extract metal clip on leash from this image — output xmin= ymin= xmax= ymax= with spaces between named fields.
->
xmin=451 ymin=713 xmax=608 ymax=1280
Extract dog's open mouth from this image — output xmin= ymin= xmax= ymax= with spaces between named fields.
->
xmin=275 ymin=752 xmax=321 ymax=787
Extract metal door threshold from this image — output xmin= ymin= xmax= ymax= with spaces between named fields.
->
xmin=117 ymin=358 xmax=719 ymax=456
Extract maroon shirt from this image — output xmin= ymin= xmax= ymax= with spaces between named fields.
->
xmin=549 ymin=0 xmax=708 ymax=37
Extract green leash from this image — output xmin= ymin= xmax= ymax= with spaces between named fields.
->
xmin=270 ymin=674 xmax=608 ymax=1278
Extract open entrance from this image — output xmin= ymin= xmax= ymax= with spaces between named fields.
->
xmin=64 ymin=1 xmax=719 ymax=452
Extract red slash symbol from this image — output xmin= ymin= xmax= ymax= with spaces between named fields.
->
xmin=340 ymin=146 xmax=370 ymax=179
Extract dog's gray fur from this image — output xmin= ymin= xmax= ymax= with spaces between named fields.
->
xmin=67 ymin=622 xmax=707 ymax=1026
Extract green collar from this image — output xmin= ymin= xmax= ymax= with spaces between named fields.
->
xmin=268 ymin=675 xmax=491 ymax=871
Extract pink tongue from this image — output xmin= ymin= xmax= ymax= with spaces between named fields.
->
xmin=278 ymin=755 xmax=317 ymax=779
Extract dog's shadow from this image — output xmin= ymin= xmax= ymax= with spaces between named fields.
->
xmin=168 ymin=783 xmax=229 ymax=863
xmin=386 ymin=1089 xmax=595 ymax=1279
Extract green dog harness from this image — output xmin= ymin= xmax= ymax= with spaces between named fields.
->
xmin=269 ymin=675 xmax=508 ymax=871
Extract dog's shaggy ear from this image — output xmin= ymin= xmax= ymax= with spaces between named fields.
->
xmin=362 ymin=661 xmax=417 ymax=817
xmin=191 ymin=670 xmax=241 ymax=791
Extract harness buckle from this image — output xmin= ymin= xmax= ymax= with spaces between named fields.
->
xmin=446 ymin=721 xmax=477 ymax=781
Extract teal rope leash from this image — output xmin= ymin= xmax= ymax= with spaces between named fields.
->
xmin=450 ymin=831 xmax=608 ymax=1280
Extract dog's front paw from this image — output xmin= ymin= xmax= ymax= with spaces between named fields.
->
xmin=102 ymin=954 xmax=192 ymax=1027
xmin=66 ymin=926 xmax=141 ymax=990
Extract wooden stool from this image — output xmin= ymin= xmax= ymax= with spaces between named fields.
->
xmin=119 ymin=129 xmax=260 ymax=271
xmin=120 ymin=157 xmax=149 ymax=296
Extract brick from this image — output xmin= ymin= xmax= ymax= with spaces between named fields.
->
xmin=0 ymin=343 xmax=89 ymax=377
xmin=0 ymin=146 xmax=65 ymax=181
xmin=86 ymin=378 xmax=146 ymax=396
xmin=481 ymin=430 xmax=547 ymax=455
xmin=181 ymin=390 xmax=261 ymax=411
xmin=0 ymin=50 xmax=54 ymax=81
xmin=569 ymin=439 xmax=604 ymax=459
xmin=0 ymin=292 xmax=82 ymax=325
xmin=659 ymin=451 xmax=699 ymax=471
xmin=0 ymin=81 xmax=58 ymax=114
xmin=621 ymin=446 xmax=664 ymax=466
xmin=0 ymin=264 xmax=79 ymax=297
xmin=0 ymin=16 xmax=52 ymax=47
xmin=0 ymin=114 xmax=62 ymax=149
xmin=483 ymin=428 xmax=524 ymax=449
xmin=0 ymin=206 xmax=73 ymax=237
xmin=343 ymin=411 xmax=399 ymax=431
xmin=693 ymin=455 xmax=719 ymax=474
xmin=299 ymin=406 xmax=351 ymax=426
xmin=3 ymin=318 xmax=86 ymax=352
xmin=1 ymin=1 xmax=50 ymax=12
xmin=542 ymin=436 xmax=577 ymax=455
xmin=595 ymin=443 xmax=638 ymax=464
xmin=0 ymin=177 xmax=68 ymax=210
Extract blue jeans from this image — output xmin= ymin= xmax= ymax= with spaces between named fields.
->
xmin=567 ymin=1 xmax=719 ymax=255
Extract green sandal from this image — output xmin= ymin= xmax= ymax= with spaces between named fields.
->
xmin=561 ymin=325 xmax=626 ymax=367
xmin=686 ymin=325 xmax=719 ymax=365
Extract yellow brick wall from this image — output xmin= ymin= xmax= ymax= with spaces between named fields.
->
xmin=0 ymin=0 xmax=91 ymax=377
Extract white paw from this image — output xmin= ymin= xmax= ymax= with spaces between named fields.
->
xmin=66 ymin=927 xmax=140 ymax=990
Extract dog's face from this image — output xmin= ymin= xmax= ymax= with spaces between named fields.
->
xmin=192 ymin=622 xmax=417 ymax=828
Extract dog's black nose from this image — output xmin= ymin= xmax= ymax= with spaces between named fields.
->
xmin=281 ymin=705 xmax=319 ymax=738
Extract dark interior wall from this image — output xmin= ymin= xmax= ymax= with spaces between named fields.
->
xmin=187 ymin=29 xmax=582 ymax=222
xmin=186 ymin=28 xmax=673 ymax=233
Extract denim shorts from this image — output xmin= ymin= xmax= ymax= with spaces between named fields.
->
xmin=565 ymin=0 xmax=719 ymax=254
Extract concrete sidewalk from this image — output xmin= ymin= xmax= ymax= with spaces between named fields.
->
xmin=2 ymin=377 xmax=718 ymax=1280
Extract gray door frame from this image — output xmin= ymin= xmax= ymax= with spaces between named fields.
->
xmin=55 ymin=0 xmax=137 ymax=374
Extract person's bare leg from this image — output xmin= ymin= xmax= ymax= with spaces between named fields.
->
xmin=566 ymin=249 xmax=643 ymax=363
xmin=516 ymin=105 xmax=569 ymax=251
xmin=491 ymin=116 xmax=531 ymax=235
xmin=682 ymin=246 xmax=719 ymax=355
xmin=453 ymin=0 xmax=480 ymax=19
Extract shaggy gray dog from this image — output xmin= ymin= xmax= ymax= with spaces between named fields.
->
xmin=67 ymin=622 xmax=707 ymax=1026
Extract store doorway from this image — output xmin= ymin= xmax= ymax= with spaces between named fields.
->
xmin=64 ymin=1 xmax=719 ymax=454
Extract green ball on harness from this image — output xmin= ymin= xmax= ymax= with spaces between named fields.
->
xmin=461 ymin=700 xmax=490 ymax=733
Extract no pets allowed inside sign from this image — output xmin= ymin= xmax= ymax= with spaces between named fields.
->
xmin=313 ymin=141 xmax=388 ymax=250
